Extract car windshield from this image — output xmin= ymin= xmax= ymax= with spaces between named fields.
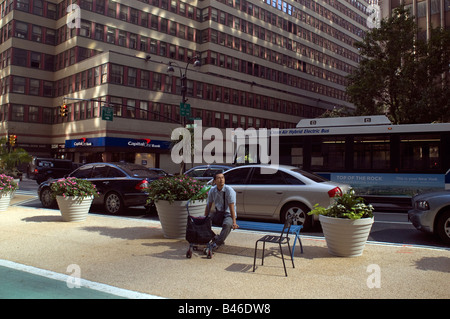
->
xmin=289 ymin=168 xmax=329 ymax=183
xmin=117 ymin=164 xmax=164 ymax=178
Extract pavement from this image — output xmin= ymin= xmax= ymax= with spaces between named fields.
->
xmin=1 ymin=194 xmax=449 ymax=300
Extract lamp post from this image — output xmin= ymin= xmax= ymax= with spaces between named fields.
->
xmin=166 ymin=55 xmax=201 ymax=127
xmin=167 ymin=55 xmax=201 ymax=174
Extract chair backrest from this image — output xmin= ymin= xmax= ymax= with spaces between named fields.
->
xmin=280 ymin=214 xmax=294 ymax=238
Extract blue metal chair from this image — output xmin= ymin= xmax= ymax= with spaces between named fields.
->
xmin=252 ymin=215 xmax=296 ymax=277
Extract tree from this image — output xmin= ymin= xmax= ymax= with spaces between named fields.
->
xmin=346 ymin=6 xmax=450 ymax=124
xmin=0 ymin=137 xmax=32 ymax=178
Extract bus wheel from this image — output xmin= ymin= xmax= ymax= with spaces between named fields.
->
xmin=436 ymin=209 xmax=450 ymax=244
xmin=280 ymin=202 xmax=312 ymax=231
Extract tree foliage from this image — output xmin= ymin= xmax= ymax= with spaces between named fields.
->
xmin=346 ymin=6 xmax=450 ymax=124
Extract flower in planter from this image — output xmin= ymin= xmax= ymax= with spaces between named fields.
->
xmin=308 ymin=189 xmax=374 ymax=219
xmin=147 ymin=175 xmax=209 ymax=204
xmin=0 ymin=174 xmax=18 ymax=196
xmin=50 ymin=177 xmax=99 ymax=198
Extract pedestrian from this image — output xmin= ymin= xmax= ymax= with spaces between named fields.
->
xmin=204 ymin=173 xmax=238 ymax=251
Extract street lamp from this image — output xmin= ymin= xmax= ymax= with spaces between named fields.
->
xmin=166 ymin=55 xmax=201 ymax=125
xmin=167 ymin=55 xmax=201 ymax=174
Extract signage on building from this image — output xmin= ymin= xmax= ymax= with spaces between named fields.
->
xmin=65 ymin=137 xmax=171 ymax=150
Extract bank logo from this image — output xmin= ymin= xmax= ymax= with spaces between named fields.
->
xmin=74 ymin=138 xmax=92 ymax=146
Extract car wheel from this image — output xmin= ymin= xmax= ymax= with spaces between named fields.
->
xmin=436 ymin=209 xmax=450 ymax=244
xmin=280 ymin=202 xmax=312 ymax=231
xmin=40 ymin=187 xmax=56 ymax=208
xmin=104 ymin=192 xmax=123 ymax=214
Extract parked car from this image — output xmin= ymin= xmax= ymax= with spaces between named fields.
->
xmin=184 ymin=165 xmax=233 ymax=182
xmin=28 ymin=157 xmax=81 ymax=184
xmin=212 ymin=164 xmax=350 ymax=230
xmin=38 ymin=162 xmax=170 ymax=214
xmin=408 ymin=190 xmax=450 ymax=244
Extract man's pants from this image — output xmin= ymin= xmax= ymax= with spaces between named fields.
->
xmin=211 ymin=213 xmax=233 ymax=246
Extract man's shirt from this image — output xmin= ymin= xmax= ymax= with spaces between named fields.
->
xmin=206 ymin=184 xmax=236 ymax=216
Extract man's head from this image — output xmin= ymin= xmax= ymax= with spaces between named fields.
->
xmin=214 ymin=173 xmax=225 ymax=189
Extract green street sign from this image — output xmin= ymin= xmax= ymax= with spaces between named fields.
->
xmin=102 ymin=107 xmax=114 ymax=121
xmin=180 ymin=102 xmax=191 ymax=117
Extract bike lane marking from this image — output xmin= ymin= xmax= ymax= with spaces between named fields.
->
xmin=0 ymin=259 xmax=164 ymax=299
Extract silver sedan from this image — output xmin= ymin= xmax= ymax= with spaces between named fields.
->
xmin=408 ymin=190 xmax=450 ymax=244
xmin=220 ymin=165 xmax=350 ymax=231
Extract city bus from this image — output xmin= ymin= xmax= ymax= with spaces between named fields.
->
xmin=235 ymin=115 xmax=450 ymax=210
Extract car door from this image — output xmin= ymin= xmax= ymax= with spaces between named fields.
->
xmin=243 ymin=167 xmax=287 ymax=219
xmin=222 ymin=167 xmax=252 ymax=214
xmin=88 ymin=164 xmax=111 ymax=204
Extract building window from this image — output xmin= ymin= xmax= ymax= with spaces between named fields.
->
xmin=111 ymin=97 xmax=123 ymax=117
xmin=29 ymin=79 xmax=40 ymax=95
xmin=139 ymin=101 xmax=148 ymax=119
xmin=140 ymin=70 xmax=149 ymax=88
xmin=12 ymin=76 xmax=26 ymax=93
xmin=110 ymin=64 xmax=123 ymax=84
xmin=15 ymin=21 xmax=28 ymax=39
xmin=11 ymin=104 xmax=24 ymax=121
xmin=128 ymin=68 xmax=137 ymax=86
xmin=127 ymin=99 xmax=135 ymax=118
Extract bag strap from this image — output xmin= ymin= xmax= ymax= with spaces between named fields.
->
xmin=222 ymin=190 xmax=226 ymax=211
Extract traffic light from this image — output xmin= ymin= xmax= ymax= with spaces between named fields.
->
xmin=60 ymin=104 xmax=68 ymax=117
xmin=8 ymin=134 xmax=16 ymax=146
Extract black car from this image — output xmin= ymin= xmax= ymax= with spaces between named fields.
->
xmin=38 ymin=162 xmax=169 ymax=214
xmin=28 ymin=157 xmax=81 ymax=184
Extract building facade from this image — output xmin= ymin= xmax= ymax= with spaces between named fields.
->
xmin=0 ymin=0 xmax=370 ymax=173
xmin=381 ymin=0 xmax=449 ymax=38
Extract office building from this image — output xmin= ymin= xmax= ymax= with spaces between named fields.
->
xmin=0 ymin=0 xmax=370 ymax=171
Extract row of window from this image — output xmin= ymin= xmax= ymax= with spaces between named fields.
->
xmin=3 ymin=41 xmax=348 ymax=102
xmin=2 ymin=59 xmax=327 ymax=117
xmin=1 ymin=99 xmax=313 ymax=130
xmin=2 ymin=17 xmax=350 ymax=99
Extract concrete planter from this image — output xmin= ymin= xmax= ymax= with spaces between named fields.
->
xmin=0 ymin=193 xmax=12 ymax=212
xmin=319 ymin=215 xmax=374 ymax=257
xmin=156 ymin=200 xmax=206 ymax=239
xmin=56 ymin=195 xmax=93 ymax=222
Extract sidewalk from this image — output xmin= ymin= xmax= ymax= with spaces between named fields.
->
xmin=1 ymin=195 xmax=449 ymax=299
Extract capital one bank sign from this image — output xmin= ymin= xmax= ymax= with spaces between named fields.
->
xmin=65 ymin=137 xmax=171 ymax=150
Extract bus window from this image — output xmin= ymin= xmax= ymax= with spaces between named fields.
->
xmin=400 ymin=134 xmax=440 ymax=171
xmin=311 ymin=137 xmax=345 ymax=171
xmin=354 ymin=135 xmax=390 ymax=170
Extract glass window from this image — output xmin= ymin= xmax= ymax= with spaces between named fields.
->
xmin=15 ymin=21 xmax=28 ymax=38
xmin=311 ymin=136 xmax=345 ymax=170
xmin=91 ymin=165 xmax=109 ymax=178
xmin=71 ymin=165 xmax=93 ymax=178
xmin=223 ymin=167 xmax=251 ymax=184
xmin=400 ymin=134 xmax=440 ymax=171
xmin=11 ymin=104 xmax=24 ymax=121
xmin=110 ymin=64 xmax=123 ymax=84
xmin=249 ymin=167 xmax=287 ymax=184
xmin=354 ymin=135 xmax=390 ymax=170
xmin=12 ymin=76 xmax=26 ymax=93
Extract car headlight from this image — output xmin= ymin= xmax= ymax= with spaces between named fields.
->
xmin=415 ymin=200 xmax=430 ymax=210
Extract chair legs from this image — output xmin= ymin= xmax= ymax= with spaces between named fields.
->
xmin=253 ymin=239 xmax=294 ymax=277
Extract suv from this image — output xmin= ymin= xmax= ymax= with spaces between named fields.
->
xmin=28 ymin=157 xmax=79 ymax=184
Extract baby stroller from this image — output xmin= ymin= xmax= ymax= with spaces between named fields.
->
xmin=185 ymin=200 xmax=216 ymax=259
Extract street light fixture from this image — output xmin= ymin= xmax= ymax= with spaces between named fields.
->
xmin=167 ymin=55 xmax=201 ymax=174
xmin=167 ymin=55 xmax=201 ymax=107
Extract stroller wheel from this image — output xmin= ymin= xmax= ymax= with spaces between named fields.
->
xmin=186 ymin=248 xmax=192 ymax=258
